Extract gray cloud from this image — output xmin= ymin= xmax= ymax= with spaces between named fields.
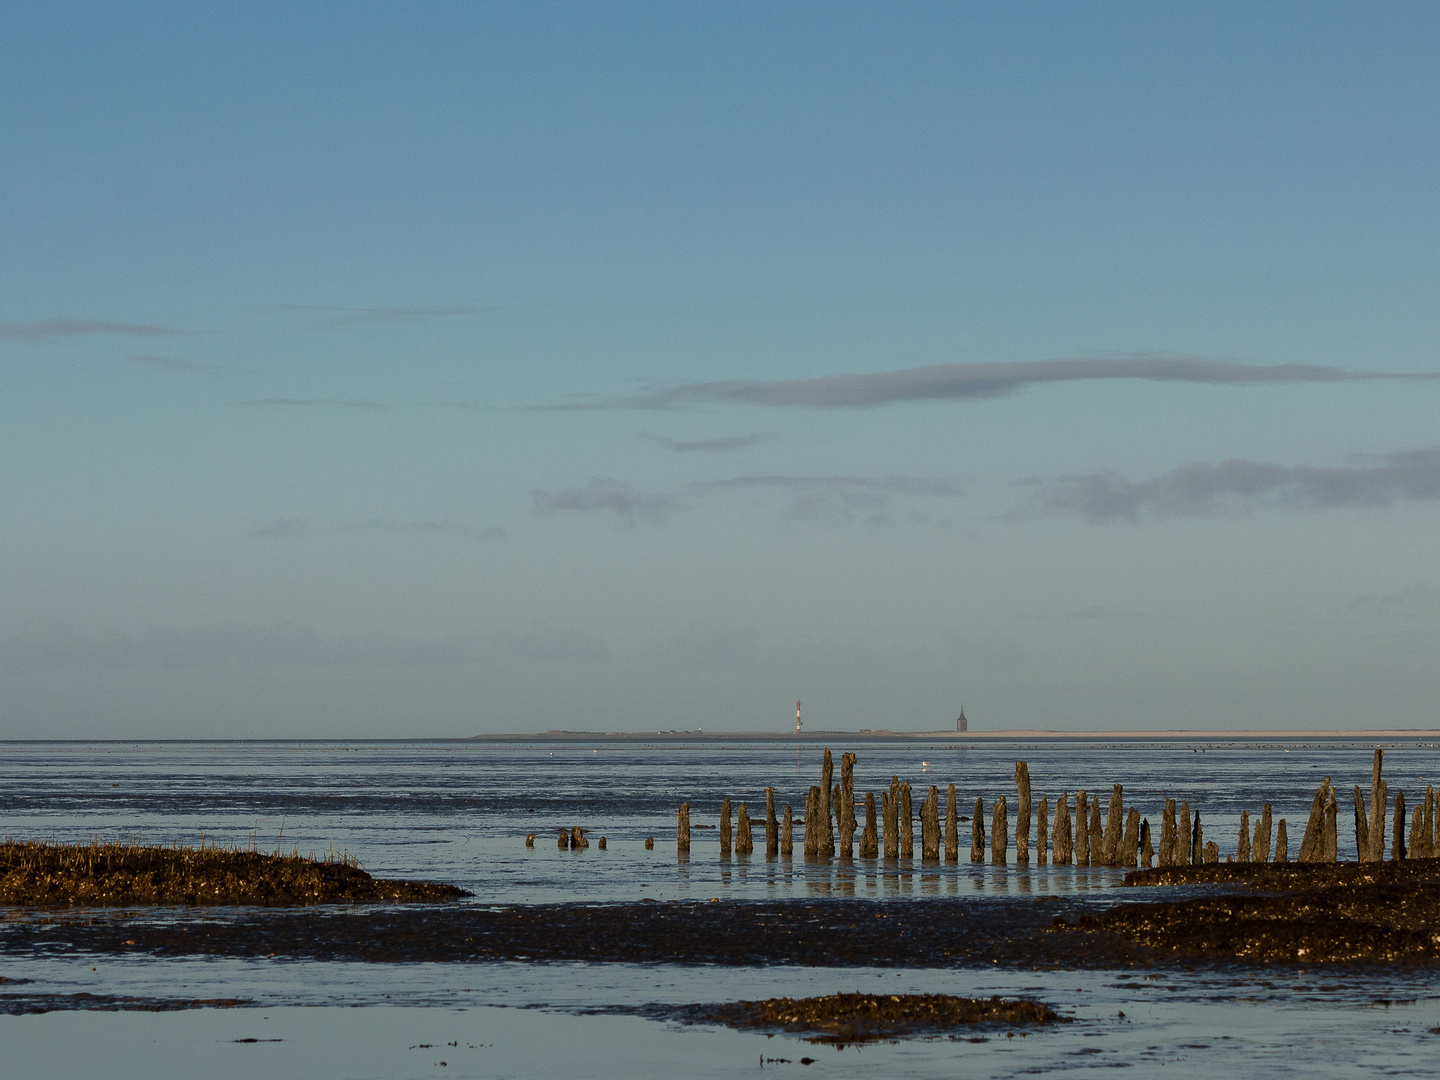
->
xmin=643 ymin=433 xmax=770 ymax=452
xmin=531 ymin=478 xmax=679 ymax=524
xmin=0 ymin=318 xmax=188 ymax=339
xmin=603 ymin=354 xmax=1440 ymax=410
xmin=256 ymin=518 xmax=505 ymax=541
xmin=1348 ymin=583 xmax=1440 ymax=617
xmin=701 ymin=474 xmax=963 ymax=498
xmin=241 ymin=398 xmax=386 ymax=410
xmin=255 ymin=517 xmax=309 ymax=539
xmin=5 ymin=616 xmax=605 ymax=670
xmin=1040 ymin=446 xmax=1440 ymax=522
xmin=1069 ymin=606 xmax=1149 ymax=622
xmin=128 ymin=353 xmax=220 ymax=377
xmin=259 ymin=304 xmax=491 ymax=330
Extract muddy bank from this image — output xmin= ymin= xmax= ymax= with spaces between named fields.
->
xmin=658 ymin=993 xmax=1065 ymax=1044
xmin=1064 ymin=860 xmax=1440 ymax=963
xmin=0 ymin=840 xmax=467 ymax=907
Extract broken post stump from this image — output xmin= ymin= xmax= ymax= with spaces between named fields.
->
xmin=819 ymin=750 xmax=836 ymax=858
xmin=1121 ymin=807 xmax=1140 ymax=867
xmin=1275 ymin=819 xmax=1288 ymax=862
xmin=1102 ymin=785 xmax=1123 ymax=866
xmin=1140 ymin=818 xmax=1153 ymax=868
xmin=559 ymin=828 xmax=571 ymax=850
xmin=1256 ymin=804 xmax=1272 ymax=864
xmin=1037 ymin=795 xmax=1049 ymax=865
xmin=765 ymin=788 xmax=778 ymax=856
xmin=781 ymin=805 xmax=794 ymax=858
xmin=883 ymin=778 xmax=900 ymax=859
xmin=838 ymin=753 xmax=858 ymax=858
xmin=991 ymin=796 xmax=1008 ymax=865
xmin=900 ymin=782 xmax=914 ymax=859
xmin=678 ymin=803 xmax=691 ymax=853
xmin=1054 ymin=793 xmax=1072 ymax=865
xmin=720 ymin=798 xmax=732 ymax=856
xmin=736 ymin=805 xmax=753 ymax=855
xmin=945 ymin=784 xmax=959 ymax=862
xmin=1239 ymin=810 xmax=1251 ymax=863
xmin=1075 ymin=791 xmax=1090 ymax=866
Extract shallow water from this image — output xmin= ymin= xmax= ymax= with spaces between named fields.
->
xmin=4 ymin=738 xmax=1440 ymax=1077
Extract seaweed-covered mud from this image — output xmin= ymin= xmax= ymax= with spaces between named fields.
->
xmin=1061 ymin=859 xmax=1440 ymax=963
xmin=0 ymin=840 xmax=468 ymax=907
xmin=654 ymin=993 xmax=1065 ymax=1044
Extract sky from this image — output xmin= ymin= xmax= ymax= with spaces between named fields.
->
xmin=2 ymin=3 xmax=1439 ymax=737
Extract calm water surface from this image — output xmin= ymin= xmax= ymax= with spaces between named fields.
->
xmin=4 ymin=738 xmax=1440 ymax=1077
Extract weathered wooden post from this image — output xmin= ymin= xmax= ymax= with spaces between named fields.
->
xmin=1353 ymin=786 xmax=1370 ymax=863
xmin=1409 ymin=802 xmax=1424 ymax=859
xmin=1159 ymin=798 xmax=1176 ymax=866
xmin=921 ymin=786 xmax=940 ymax=861
xmin=736 ymin=805 xmax=753 ymax=855
xmin=765 ymin=788 xmax=778 ymax=856
xmin=944 ymin=784 xmax=959 ymax=862
xmin=1367 ymin=749 xmax=1387 ymax=863
xmin=559 ymin=828 xmax=571 ymax=850
xmin=991 ymin=796 xmax=1008 ymax=865
xmin=971 ymin=798 xmax=985 ymax=863
xmin=803 ymin=787 xmax=819 ymax=856
xmin=1203 ymin=840 xmax=1219 ymax=864
xmin=1394 ymin=791 xmax=1407 ymax=861
xmin=1089 ymin=797 xmax=1104 ymax=865
xmin=1140 ymin=818 xmax=1153 ymax=868
xmin=720 ymin=798 xmax=732 ymax=856
xmin=1178 ymin=801 xmax=1191 ymax=865
xmin=1426 ymin=787 xmax=1436 ymax=857
xmin=1298 ymin=779 xmax=1330 ymax=862
xmin=645 ymin=836 xmax=655 ymax=849
xmin=1275 ymin=819 xmax=1288 ymax=861
xmin=572 ymin=826 xmax=589 ymax=849
xmin=1190 ymin=811 xmax=1203 ymax=865
xmin=1037 ymin=795 xmax=1049 ymax=864
xmin=883 ymin=777 xmax=900 ymax=859
xmin=1238 ymin=810 xmax=1251 ymax=863
xmin=781 ymin=804 xmax=793 ymax=857
xmin=838 ymin=753 xmax=857 ymax=858
xmin=678 ymin=802 xmax=691 ymax=853
xmin=860 ymin=792 xmax=878 ymax=857
xmin=1255 ymin=804 xmax=1272 ymax=864
xmin=1323 ymin=789 xmax=1338 ymax=862
xmin=1015 ymin=762 xmax=1032 ymax=864
xmin=1102 ymin=786 xmax=1123 ymax=866
xmin=1054 ymin=793 xmax=1072 ymax=864
xmin=525 ymin=833 xmax=536 ymax=847
xmin=1075 ymin=791 xmax=1090 ymax=866
xmin=899 ymin=782 xmax=914 ymax=858
xmin=819 ymin=750 xmax=836 ymax=858
xmin=1121 ymin=807 xmax=1140 ymax=866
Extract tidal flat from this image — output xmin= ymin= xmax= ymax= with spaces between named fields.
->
xmin=6 ymin=739 xmax=1440 ymax=1078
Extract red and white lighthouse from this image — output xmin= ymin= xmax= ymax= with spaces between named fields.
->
xmin=795 ymin=700 xmax=802 ymax=735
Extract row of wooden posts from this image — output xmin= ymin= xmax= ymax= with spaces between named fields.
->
xmin=674 ymin=748 xmax=1431 ymax=866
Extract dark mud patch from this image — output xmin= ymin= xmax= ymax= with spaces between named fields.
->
xmin=0 ymin=992 xmax=251 ymax=1015
xmin=659 ymin=993 xmax=1066 ymax=1044
xmin=1059 ymin=860 xmax=1440 ymax=963
xmin=0 ymin=840 xmax=468 ymax=907
xmin=0 ymin=897 xmax=1150 ymax=968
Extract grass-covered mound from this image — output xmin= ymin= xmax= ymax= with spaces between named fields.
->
xmin=0 ymin=839 xmax=468 ymax=907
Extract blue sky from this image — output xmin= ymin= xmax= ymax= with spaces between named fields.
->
xmin=3 ymin=3 xmax=1438 ymax=736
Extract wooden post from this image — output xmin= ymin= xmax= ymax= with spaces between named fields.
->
xmin=1089 ymin=796 xmax=1104 ymax=866
xmin=1394 ymin=791 xmax=1407 ymax=861
xmin=1410 ymin=803 xmax=1424 ymax=860
xmin=921 ymin=785 xmax=940 ymax=861
xmin=1037 ymin=795 xmax=1049 ymax=865
xmin=1255 ymin=804 xmax=1272 ymax=864
xmin=720 ymin=798 xmax=732 ymax=856
xmin=1014 ymin=762 xmax=1031 ymax=864
xmin=1426 ymin=787 xmax=1436 ymax=857
xmin=1121 ymin=807 xmax=1140 ymax=866
xmin=765 ymin=788 xmax=778 ymax=856
xmin=883 ymin=777 xmax=900 ymax=859
xmin=1298 ymin=779 xmax=1330 ymax=862
xmin=1159 ymin=798 xmax=1176 ymax=866
xmin=860 ymin=792 xmax=878 ymax=857
xmin=818 ymin=750 xmax=835 ymax=858
xmin=1323 ymin=789 xmax=1338 ymax=862
xmin=781 ymin=804 xmax=793 ymax=858
xmin=944 ymin=783 xmax=959 ymax=862
xmin=678 ymin=802 xmax=690 ymax=853
xmin=971 ymin=797 xmax=985 ymax=863
xmin=1075 ymin=791 xmax=1090 ymax=867
xmin=838 ymin=752 xmax=857 ymax=858
xmin=736 ymin=805 xmax=753 ymax=855
xmin=899 ymin=782 xmax=914 ymax=858
xmin=1053 ymin=793 xmax=1071 ymax=864
xmin=803 ymin=787 xmax=818 ymax=857
xmin=1353 ymin=786 xmax=1370 ymax=863
xmin=1368 ymin=750 xmax=1387 ymax=863
xmin=1238 ymin=810 xmax=1251 ymax=863
xmin=572 ymin=826 xmax=588 ymax=849
xmin=1140 ymin=818 xmax=1153 ymax=868
xmin=1178 ymin=801 xmax=1191 ymax=865
xmin=1203 ymin=840 xmax=1219 ymax=864
xmin=1275 ymin=819 xmax=1288 ymax=861
xmin=1102 ymin=786 xmax=1123 ymax=866
xmin=1190 ymin=811 xmax=1202 ymax=865
xmin=991 ymin=796 xmax=1008 ymax=865
xmin=558 ymin=828 xmax=571 ymax=850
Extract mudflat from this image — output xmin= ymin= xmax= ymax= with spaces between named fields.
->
xmin=0 ymin=840 xmax=468 ymax=907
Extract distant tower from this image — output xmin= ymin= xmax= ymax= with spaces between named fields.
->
xmin=957 ymin=705 xmax=968 ymax=733
xmin=796 ymin=700 xmax=802 ymax=735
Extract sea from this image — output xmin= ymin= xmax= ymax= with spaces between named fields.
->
xmin=3 ymin=737 xmax=1440 ymax=1078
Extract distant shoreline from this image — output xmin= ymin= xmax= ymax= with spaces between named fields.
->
xmin=465 ymin=728 xmax=1440 ymax=744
